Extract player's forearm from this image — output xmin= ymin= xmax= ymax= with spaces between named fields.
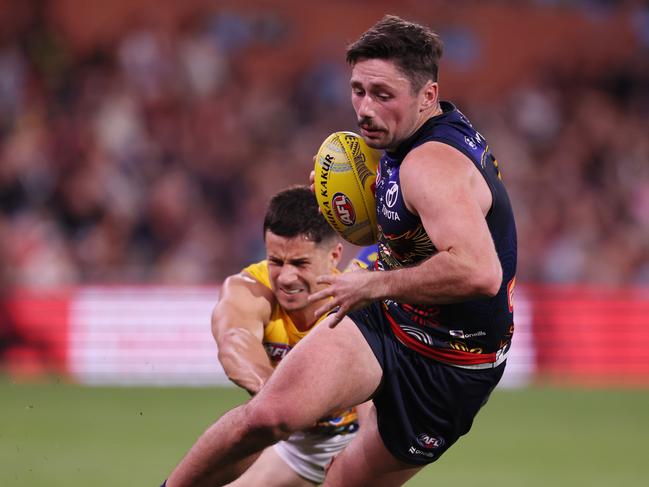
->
xmin=368 ymin=249 xmax=501 ymax=305
xmin=216 ymin=329 xmax=274 ymax=395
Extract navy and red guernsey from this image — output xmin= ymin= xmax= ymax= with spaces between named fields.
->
xmin=374 ymin=101 xmax=517 ymax=367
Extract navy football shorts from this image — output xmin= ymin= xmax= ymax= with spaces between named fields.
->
xmin=348 ymin=301 xmax=505 ymax=465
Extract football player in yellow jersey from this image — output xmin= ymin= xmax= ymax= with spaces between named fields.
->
xmin=209 ymin=186 xmax=359 ymax=486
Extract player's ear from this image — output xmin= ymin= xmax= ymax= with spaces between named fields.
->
xmin=330 ymin=242 xmax=344 ymax=269
xmin=419 ymin=80 xmax=438 ymax=112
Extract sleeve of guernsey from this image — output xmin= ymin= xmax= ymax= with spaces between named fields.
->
xmin=242 ymin=260 xmax=271 ymax=289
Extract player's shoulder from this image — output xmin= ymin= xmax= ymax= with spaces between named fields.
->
xmin=408 ymin=103 xmax=485 ymax=163
xmin=216 ymin=270 xmax=275 ymax=325
xmin=241 ymin=260 xmax=272 ymax=288
xmin=403 ymin=141 xmax=473 ymax=178
xmin=220 ymin=260 xmax=274 ymax=302
xmin=399 ymin=142 xmax=479 ymax=217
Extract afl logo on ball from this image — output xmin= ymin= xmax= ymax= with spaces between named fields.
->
xmin=416 ymin=433 xmax=445 ymax=449
xmin=332 ymin=193 xmax=356 ymax=226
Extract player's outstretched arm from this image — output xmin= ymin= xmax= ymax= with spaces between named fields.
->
xmin=212 ymin=273 xmax=275 ymax=395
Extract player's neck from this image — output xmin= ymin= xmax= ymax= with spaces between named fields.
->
xmin=417 ymin=103 xmax=443 ymax=129
xmin=288 ymin=305 xmax=321 ymax=332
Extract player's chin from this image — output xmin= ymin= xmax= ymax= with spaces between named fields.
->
xmin=280 ymin=302 xmax=308 ymax=313
xmin=276 ymin=292 xmax=308 ymax=310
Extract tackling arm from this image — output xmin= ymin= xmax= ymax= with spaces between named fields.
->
xmin=212 ymin=273 xmax=275 ymax=395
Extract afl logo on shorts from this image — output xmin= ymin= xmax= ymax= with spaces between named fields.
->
xmin=416 ymin=433 xmax=445 ymax=449
xmin=332 ymin=192 xmax=356 ymax=226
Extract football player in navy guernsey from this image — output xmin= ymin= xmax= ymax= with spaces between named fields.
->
xmin=165 ymin=15 xmax=516 ymax=487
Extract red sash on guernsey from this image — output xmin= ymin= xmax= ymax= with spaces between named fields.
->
xmin=384 ymin=310 xmax=509 ymax=369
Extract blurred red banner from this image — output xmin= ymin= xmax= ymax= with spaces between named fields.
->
xmin=2 ymin=285 xmax=649 ymax=387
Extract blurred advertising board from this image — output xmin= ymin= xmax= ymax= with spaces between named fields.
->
xmin=2 ymin=285 xmax=649 ymax=387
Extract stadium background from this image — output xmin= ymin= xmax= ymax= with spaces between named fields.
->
xmin=1 ymin=0 xmax=648 ymax=485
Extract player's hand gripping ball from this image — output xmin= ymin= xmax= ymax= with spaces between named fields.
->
xmin=314 ymin=131 xmax=381 ymax=246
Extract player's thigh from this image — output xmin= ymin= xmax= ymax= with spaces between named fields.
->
xmin=224 ymin=447 xmax=316 ymax=487
xmin=254 ymin=316 xmax=382 ymax=429
xmin=323 ymin=405 xmax=422 ymax=487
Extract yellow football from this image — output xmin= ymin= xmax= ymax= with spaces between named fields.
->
xmin=314 ymin=131 xmax=380 ymax=246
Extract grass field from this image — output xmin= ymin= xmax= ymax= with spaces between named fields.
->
xmin=1 ymin=380 xmax=648 ymax=487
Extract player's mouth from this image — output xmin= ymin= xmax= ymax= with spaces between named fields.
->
xmin=359 ymin=124 xmax=383 ymax=136
xmin=358 ymin=117 xmax=384 ymax=135
xmin=280 ymin=287 xmax=304 ymax=295
xmin=358 ymin=123 xmax=381 ymax=132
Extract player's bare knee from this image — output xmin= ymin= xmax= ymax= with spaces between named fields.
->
xmin=241 ymin=400 xmax=294 ymax=442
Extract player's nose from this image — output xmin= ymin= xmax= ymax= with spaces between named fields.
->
xmin=357 ymin=95 xmax=376 ymax=119
xmin=277 ymin=266 xmax=299 ymax=285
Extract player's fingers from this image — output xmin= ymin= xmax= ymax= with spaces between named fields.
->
xmin=328 ymin=308 xmax=346 ymax=328
xmin=308 ymin=290 xmax=327 ymax=304
xmin=309 ymin=170 xmax=315 ymax=192
xmin=313 ymin=300 xmax=337 ymax=321
xmin=315 ymin=274 xmax=336 ymax=285
xmin=308 ymin=282 xmax=334 ymax=303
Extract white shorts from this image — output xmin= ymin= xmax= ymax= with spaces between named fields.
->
xmin=273 ymin=430 xmax=357 ymax=483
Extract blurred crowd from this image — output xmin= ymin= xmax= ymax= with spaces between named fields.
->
xmin=0 ymin=3 xmax=648 ymax=288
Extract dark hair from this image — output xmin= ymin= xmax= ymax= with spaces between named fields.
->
xmin=263 ymin=186 xmax=337 ymax=244
xmin=346 ymin=15 xmax=444 ymax=92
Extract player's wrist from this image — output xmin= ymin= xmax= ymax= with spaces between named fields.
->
xmin=366 ymin=270 xmax=390 ymax=301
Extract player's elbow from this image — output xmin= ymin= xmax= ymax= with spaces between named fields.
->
xmin=216 ymin=345 xmax=232 ymax=367
xmin=470 ymin=261 xmax=502 ymax=298
xmin=216 ymin=328 xmax=241 ymax=362
xmin=210 ymin=304 xmax=222 ymax=342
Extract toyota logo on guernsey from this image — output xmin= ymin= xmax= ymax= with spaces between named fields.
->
xmin=416 ymin=433 xmax=445 ymax=449
xmin=385 ymin=181 xmax=399 ymax=208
